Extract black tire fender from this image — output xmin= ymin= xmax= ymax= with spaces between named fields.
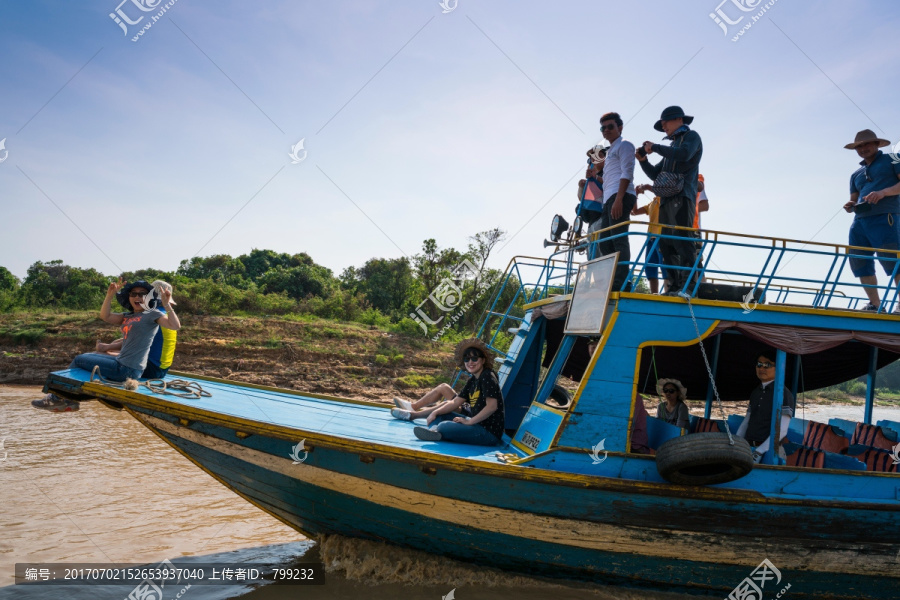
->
xmin=655 ymin=432 xmax=754 ymax=486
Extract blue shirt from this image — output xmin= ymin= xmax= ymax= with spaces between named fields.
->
xmin=850 ymin=151 xmax=900 ymax=217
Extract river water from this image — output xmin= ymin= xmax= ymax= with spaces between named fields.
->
xmin=1 ymin=384 xmax=898 ymax=600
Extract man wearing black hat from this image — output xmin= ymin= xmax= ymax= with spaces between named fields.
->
xmin=636 ymin=106 xmax=703 ymax=295
xmin=842 ymin=129 xmax=900 ymax=312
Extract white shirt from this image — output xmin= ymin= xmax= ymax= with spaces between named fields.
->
xmin=602 ymin=136 xmax=636 ymax=202
xmin=696 ymin=187 xmax=708 ymax=229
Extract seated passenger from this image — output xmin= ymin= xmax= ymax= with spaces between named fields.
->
xmin=32 ymin=279 xmax=181 ymax=412
xmin=393 ymin=339 xmax=505 ymax=446
xmin=735 ymin=351 xmax=795 ymax=462
xmin=96 ymin=280 xmax=178 ymax=379
xmin=631 ymin=394 xmax=651 ymax=454
xmin=656 ymin=378 xmax=690 ymax=428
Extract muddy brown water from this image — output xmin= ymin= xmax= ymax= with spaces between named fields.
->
xmin=2 ymin=385 xmax=897 ymax=600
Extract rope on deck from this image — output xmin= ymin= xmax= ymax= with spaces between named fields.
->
xmin=89 ymin=366 xmax=212 ymax=400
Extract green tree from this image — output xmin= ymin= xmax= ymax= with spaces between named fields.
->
xmin=0 ymin=266 xmax=19 ymax=291
xmin=353 ymin=257 xmax=421 ymax=318
xmin=178 ymin=254 xmax=247 ymax=286
xmin=18 ymin=260 xmax=111 ymax=309
xmin=413 ymin=238 xmax=466 ymax=293
xmin=257 ymin=263 xmax=335 ymax=299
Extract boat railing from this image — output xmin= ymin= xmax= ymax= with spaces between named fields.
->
xmin=582 ymin=221 xmax=900 ymax=311
xmin=468 ymin=223 xmax=898 ymax=370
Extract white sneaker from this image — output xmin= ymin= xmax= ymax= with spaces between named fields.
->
xmin=393 ymin=398 xmax=413 ymax=411
xmin=390 ymin=408 xmax=412 ymax=421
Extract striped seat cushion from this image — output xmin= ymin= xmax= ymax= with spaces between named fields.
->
xmin=802 ymin=421 xmax=849 ymax=454
xmin=692 ymin=417 xmax=724 ymax=434
xmin=786 ymin=447 xmax=825 ymax=469
xmin=856 ymin=449 xmax=899 ymax=473
xmin=850 ymin=423 xmax=896 ymax=451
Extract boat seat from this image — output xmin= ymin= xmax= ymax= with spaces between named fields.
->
xmin=786 ymin=446 xmax=825 ymax=469
xmin=802 ymin=421 xmax=849 ymax=454
xmin=828 ymin=418 xmax=859 ymax=440
xmin=850 ymin=423 xmax=898 ymax=451
xmin=786 ymin=417 xmax=808 ymax=444
xmin=726 ymin=414 xmax=744 ymax=435
xmin=849 ymin=448 xmax=899 ymax=473
xmin=646 ymin=416 xmax=683 ymax=450
xmin=876 ymin=419 xmax=900 ymax=436
xmin=690 ymin=416 xmax=725 ymax=434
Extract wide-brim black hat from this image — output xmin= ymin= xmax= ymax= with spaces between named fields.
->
xmin=454 ymin=338 xmax=495 ymax=370
xmin=116 ymin=280 xmax=152 ymax=310
xmin=654 ymin=105 xmax=694 ymax=132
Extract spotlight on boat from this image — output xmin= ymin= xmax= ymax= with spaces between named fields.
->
xmin=550 ymin=214 xmax=568 ymax=243
xmin=572 ymin=215 xmax=583 ymax=236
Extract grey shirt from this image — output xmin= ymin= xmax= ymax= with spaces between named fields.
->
xmin=116 ymin=309 xmax=164 ymax=372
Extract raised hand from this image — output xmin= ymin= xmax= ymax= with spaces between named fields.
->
xmin=107 ymin=277 xmax=125 ymax=295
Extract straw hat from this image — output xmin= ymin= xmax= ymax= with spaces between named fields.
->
xmin=454 ymin=338 xmax=495 ymax=370
xmin=844 ymin=129 xmax=890 ymax=150
xmin=656 ymin=378 xmax=687 ymax=403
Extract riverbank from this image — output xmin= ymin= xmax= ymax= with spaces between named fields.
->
xmin=0 ymin=312 xmax=456 ymax=400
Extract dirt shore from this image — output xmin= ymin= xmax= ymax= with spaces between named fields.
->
xmin=0 ymin=312 xmax=457 ymax=401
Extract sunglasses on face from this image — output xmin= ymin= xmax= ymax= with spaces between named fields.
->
xmin=600 ymin=123 xmax=617 ymax=131
xmin=463 ymin=353 xmax=483 ymax=363
xmin=756 ymin=362 xmax=775 ymax=369
xmin=129 ymin=291 xmax=147 ymax=297
xmin=663 ymin=388 xmax=677 ymax=394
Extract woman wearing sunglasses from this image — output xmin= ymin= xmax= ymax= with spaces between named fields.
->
xmin=391 ymin=338 xmax=505 ymax=446
xmin=32 ymin=278 xmax=181 ymax=412
xmin=656 ymin=378 xmax=690 ymax=429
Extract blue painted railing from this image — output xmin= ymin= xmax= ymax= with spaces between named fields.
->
xmin=469 ymin=223 xmax=899 ymax=366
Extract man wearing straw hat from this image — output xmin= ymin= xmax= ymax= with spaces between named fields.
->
xmin=842 ymin=129 xmax=900 ymax=312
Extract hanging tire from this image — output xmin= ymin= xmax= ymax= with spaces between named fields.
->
xmin=548 ymin=384 xmax=571 ymax=408
xmin=655 ymin=432 xmax=754 ymax=486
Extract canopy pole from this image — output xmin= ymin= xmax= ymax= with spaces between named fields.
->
xmin=703 ymin=334 xmax=721 ymax=419
xmin=764 ymin=349 xmax=787 ymax=466
xmin=864 ymin=346 xmax=878 ymax=425
xmin=791 ymin=355 xmax=801 ymax=397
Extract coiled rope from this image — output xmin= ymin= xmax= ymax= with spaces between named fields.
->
xmin=90 ymin=366 xmax=211 ymax=400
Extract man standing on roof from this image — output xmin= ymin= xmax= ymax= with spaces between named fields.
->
xmin=596 ymin=112 xmax=637 ymax=291
xmin=736 ymin=351 xmax=795 ymax=463
xmin=637 ymin=106 xmax=703 ymax=295
xmin=842 ymin=129 xmax=900 ymax=312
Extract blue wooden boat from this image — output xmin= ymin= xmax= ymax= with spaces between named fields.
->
xmin=45 ymin=224 xmax=900 ymax=599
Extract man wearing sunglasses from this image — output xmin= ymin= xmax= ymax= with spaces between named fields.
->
xmin=735 ymin=351 xmax=795 ymax=463
xmin=842 ymin=129 xmax=900 ymax=312
xmin=596 ymin=112 xmax=637 ymax=291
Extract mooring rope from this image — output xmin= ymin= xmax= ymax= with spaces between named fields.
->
xmin=89 ymin=366 xmax=211 ymax=400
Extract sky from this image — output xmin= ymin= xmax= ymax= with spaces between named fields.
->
xmin=0 ymin=0 xmax=898 ymax=293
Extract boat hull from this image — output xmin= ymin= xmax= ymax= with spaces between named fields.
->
xmin=132 ymin=407 xmax=900 ymax=600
